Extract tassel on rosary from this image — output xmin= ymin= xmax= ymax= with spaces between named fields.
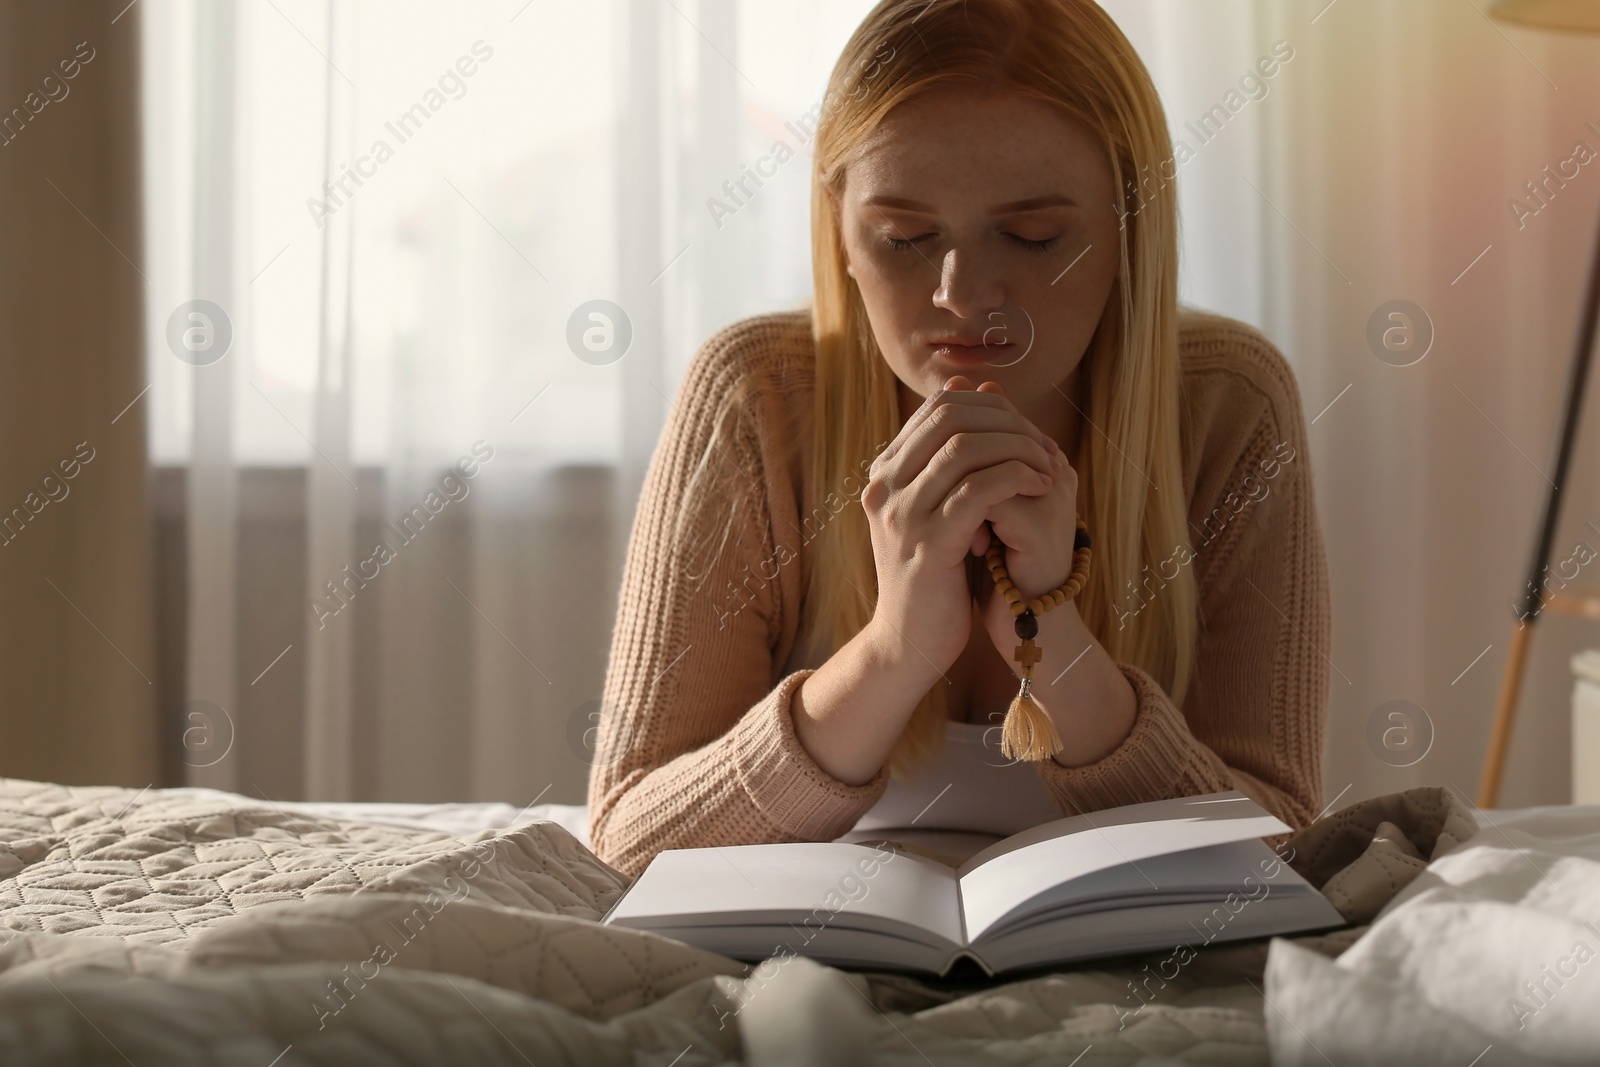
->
xmin=999 ymin=613 xmax=1063 ymax=761
xmin=985 ymin=518 xmax=1092 ymax=762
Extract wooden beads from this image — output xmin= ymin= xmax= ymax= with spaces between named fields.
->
xmin=984 ymin=518 xmax=1092 ymax=620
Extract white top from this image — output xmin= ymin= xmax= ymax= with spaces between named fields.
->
xmin=840 ymin=720 xmax=1064 ymax=842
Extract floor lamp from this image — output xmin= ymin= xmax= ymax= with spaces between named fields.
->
xmin=1478 ymin=1 xmax=1600 ymax=807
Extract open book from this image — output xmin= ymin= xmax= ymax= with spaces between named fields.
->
xmin=602 ymin=792 xmax=1345 ymax=976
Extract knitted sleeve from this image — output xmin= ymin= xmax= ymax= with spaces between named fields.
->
xmin=1034 ymin=336 xmax=1331 ymax=832
xmin=586 ymin=318 xmax=889 ymax=879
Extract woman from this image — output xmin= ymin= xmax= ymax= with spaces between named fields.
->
xmin=587 ymin=0 xmax=1330 ymax=879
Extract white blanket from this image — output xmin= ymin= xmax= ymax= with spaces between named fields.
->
xmin=1266 ymin=804 xmax=1600 ymax=1065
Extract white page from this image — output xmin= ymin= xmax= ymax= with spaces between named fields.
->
xmin=980 ymin=839 xmax=1317 ymax=937
xmin=975 ymin=839 xmax=1279 ymax=935
xmin=976 ymin=884 xmax=1344 ymax=973
xmin=957 ymin=792 xmax=1289 ymax=941
xmin=606 ymin=841 xmax=965 ymax=947
xmin=834 ymin=827 xmax=1005 ymax=866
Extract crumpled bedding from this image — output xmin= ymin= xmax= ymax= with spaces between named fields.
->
xmin=0 ymin=779 xmax=742 ymax=1065
xmin=1266 ymin=801 xmax=1600 ymax=1066
xmin=0 ymin=777 xmax=1554 ymax=1065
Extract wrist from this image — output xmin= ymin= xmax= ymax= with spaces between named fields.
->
xmin=986 ymin=595 xmax=1082 ymax=671
xmin=1005 ymin=573 xmax=1070 ymax=607
xmin=862 ymin=615 xmax=950 ymax=684
xmin=792 ymin=615 xmax=944 ymax=787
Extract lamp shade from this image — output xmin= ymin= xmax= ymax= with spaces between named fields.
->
xmin=1489 ymin=0 xmax=1600 ymax=33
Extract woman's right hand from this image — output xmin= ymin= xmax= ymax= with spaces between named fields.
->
xmin=861 ymin=374 xmax=1065 ymax=673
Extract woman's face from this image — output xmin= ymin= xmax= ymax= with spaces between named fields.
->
xmin=832 ymin=88 xmax=1122 ymax=437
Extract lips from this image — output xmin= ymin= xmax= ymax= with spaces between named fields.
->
xmin=927 ymin=339 xmax=1013 ymax=364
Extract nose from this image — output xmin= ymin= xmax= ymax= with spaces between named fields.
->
xmin=931 ymin=245 xmax=1005 ymax=321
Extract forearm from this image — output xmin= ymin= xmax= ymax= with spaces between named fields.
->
xmin=1032 ymin=604 xmax=1138 ymax=767
xmin=978 ymin=581 xmax=1313 ymax=825
xmin=1034 ymin=663 xmax=1320 ymax=830
xmin=591 ymin=742 xmax=774 ymax=878
xmin=792 ymin=618 xmax=945 ymax=785
xmin=979 ymin=590 xmax=1136 ymax=766
xmin=589 ymin=669 xmax=891 ymax=877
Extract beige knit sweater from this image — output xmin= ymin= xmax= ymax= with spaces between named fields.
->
xmin=587 ymin=307 xmax=1330 ymax=878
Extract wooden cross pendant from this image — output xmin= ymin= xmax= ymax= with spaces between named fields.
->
xmin=1012 ymin=639 xmax=1042 ymax=671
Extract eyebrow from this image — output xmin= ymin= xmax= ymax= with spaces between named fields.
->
xmin=862 ymin=194 xmax=1079 ymax=215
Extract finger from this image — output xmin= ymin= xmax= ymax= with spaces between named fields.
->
xmin=923 ymin=380 xmax=1052 ymax=454
xmin=985 ymin=490 xmax=1065 ymax=552
xmin=889 ymin=398 xmax=1062 ymax=489
xmin=988 ymin=457 xmax=1078 ymax=545
xmin=970 ymin=520 xmax=991 ymax=557
xmin=870 ymin=384 xmax=941 ymax=480
xmin=873 ymin=374 xmax=977 ymax=474
xmin=902 ymin=429 xmax=1057 ymax=520
xmin=874 ymin=378 xmax=1060 ymax=502
xmin=936 ymin=460 xmax=1055 ymax=538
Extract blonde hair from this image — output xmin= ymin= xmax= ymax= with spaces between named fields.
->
xmin=679 ymin=0 xmax=1198 ymax=779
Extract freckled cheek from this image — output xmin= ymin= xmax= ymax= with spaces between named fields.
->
xmin=1034 ymin=248 xmax=1116 ymax=322
xmin=853 ymin=239 xmax=924 ymax=280
xmin=1023 ymin=292 xmax=1109 ymax=363
xmin=850 ymin=251 xmax=934 ymax=314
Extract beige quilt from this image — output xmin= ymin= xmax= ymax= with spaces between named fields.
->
xmin=0 ymin=779 xmax=1477 ymax=1065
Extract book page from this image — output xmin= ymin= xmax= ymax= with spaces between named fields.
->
xmin=833 ymin=827 xmax=1004 ymax=867
xmin=956 ymin=792 xmax=1289 ymax=941
xmin=976 ymin=884 xmax=1344 ymax=973
xmin=606 ymin=841 xmax=966 ymax=947
xmin=975 ymin=839 xmax=1296 ymax=936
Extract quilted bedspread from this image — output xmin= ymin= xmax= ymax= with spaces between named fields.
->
xmin=0 ymin=778 xmax=1479 ymax=1065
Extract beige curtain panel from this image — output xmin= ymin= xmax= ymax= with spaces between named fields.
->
xmin=0 ymin=1 xmax=156 ymax=786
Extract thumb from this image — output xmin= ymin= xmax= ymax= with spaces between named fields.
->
xmin=970 ymin=521 xmax=991 ymax=557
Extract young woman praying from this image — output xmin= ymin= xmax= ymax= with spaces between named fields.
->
xmin=587 ymin=0 xmax=1330 ymax=878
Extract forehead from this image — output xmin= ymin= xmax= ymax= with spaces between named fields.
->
xmin=842 ymin=88 xmax=1113 ymax=208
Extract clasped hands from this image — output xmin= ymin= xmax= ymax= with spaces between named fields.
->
xmin=864 ymin=373 xmax=1082 ymax=679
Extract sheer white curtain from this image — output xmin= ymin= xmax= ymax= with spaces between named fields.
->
xmin=141 ymin=0 xmax=880 ymax=803
xmin=1106 ymin=0 xmax=1600 ymax=809
xmin=142 ymin=0 xmax=1600 ymax=808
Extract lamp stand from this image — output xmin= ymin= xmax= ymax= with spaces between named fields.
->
xmin=1479 ymin=205 xmax=1600 ymax=808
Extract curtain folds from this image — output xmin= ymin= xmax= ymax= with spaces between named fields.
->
xmin=303 ymin=0 xmax=360 ymax=802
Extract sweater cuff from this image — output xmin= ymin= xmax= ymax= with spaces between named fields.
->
xmin=1035 ymin=662 xmax=1230 ymax=812
xmin=728 ymin=668 xmax=891 ymax=840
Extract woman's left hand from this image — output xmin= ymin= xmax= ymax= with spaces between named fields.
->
xmin=964 ymin=383 xmax=1138 ymax=765
xmin=967 ymin=381 xmax=1079 ymax=620
xmin=963 ymin=382 xmax=1138 ymax=764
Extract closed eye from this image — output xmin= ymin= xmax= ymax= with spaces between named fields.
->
xmin=1009 ymin=234 xmax=1060 ymax=253
xmin=882 ymin=233 xmax=1062 ymax=253
xmin=883 ymin=233 xmax=933 ymax=252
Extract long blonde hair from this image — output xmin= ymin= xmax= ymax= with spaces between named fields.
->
xmin=677 ymin=0 xmax=1198 ymax=779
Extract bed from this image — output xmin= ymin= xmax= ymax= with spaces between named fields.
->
xmin=0 ymin=778 xmax=1594 ymax=1065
